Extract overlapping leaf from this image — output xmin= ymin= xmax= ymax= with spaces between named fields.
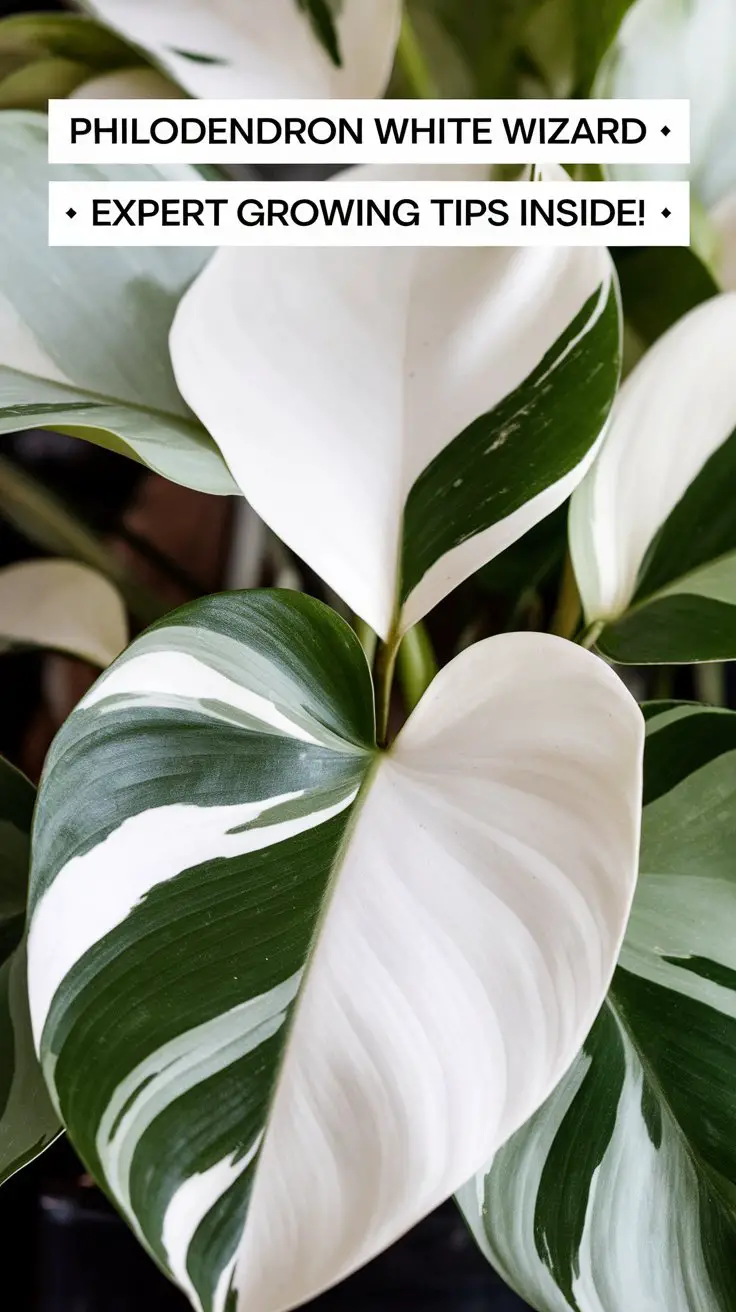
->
xmin=0 ymin=112 xmax=236 ymax=495
xmin=0 ymin=757 xmax=60 ymax=1185
xmin=0 ymin=11 xmax=156 ymax=107
xmin=570 ymin=293 xmax=736 ymax=662
xmin=171 ymin=166 xmax=621 ymax=639
xmin=0 ymin=559 xmax=128 ymax=666
xmin=459 ymin=700 xmax=736 ymax=1312
xmin=28 ymin=589 xmax=643 ymax=1312
xmin=82 ymin=0 xmax=402 ymax=98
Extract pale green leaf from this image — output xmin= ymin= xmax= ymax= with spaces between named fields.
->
xmin=570 ymin=293 xmax=736 ymax=662
xmin=28 ymin=590 xmax=642 ymax=1312
xmin=0 ymin=111 xmax=237 ymax=496
xmin=170 ymin=166 xmax=621 ymax=639
xmin=0 ymin=559 xmax=128 ymax=667
xmin=459 ymin=701 xmax=736 ymax=1312
xmin=0 ymin=57 xmax=91 ymax=108
xmin=595 ymin=0 xmax=736 ymax=212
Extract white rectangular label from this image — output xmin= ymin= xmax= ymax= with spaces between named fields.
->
xmin=49 ymin=180 xmax=691 ymax=248
xmin=48 ymin=98 xmax=690 ymax=166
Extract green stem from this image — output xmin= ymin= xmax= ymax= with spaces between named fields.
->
xmin=397 ymin=621 xmax=438 ymax=715
xmin=695 ymin=662 xmax=727 ymax=708
xmin=550 ymin=549 xmax=581 ymax=639
xmin=396 ymin=8 xmax=437 ymax=99
xmin=373 ymin=630 xmax=401 ymax=748
xmin=579 ymin=619 xmax=604 ymax=651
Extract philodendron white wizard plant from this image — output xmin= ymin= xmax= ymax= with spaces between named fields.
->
xmin=1 ymin=2 xmax=736 ymax=1312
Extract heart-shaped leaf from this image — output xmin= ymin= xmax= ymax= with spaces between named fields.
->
xmin=0 ymin=559 xmax=128 ymax=666
xmin=570 ymin=292 xmax=736 ymax=662
xmin=170 ymin=169 xmax=621 ymax=638
xmin=28 ymin=590 xmax=643 ymax=1312
xmin=459 ymin=699 xmax=736 ymax=1312
xmin=595 ymin=0 xmax=736 ymax=211
xmin=0 ymin=112 xmax=236 ymax=496
xmin=82 ymin=0 xmax=402 ymax=98
xmin=0 ymin=757 xmax=60 ymax=1185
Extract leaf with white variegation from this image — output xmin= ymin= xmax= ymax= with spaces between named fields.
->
xmin=0 ymin=112 xmax=236 ymax=496
xmin=570 ymin=293 xmax=736 ymax=662
xmin=0 ymin=757 xmax=60 ymax=1185
xmin=170 ymin=169 xmax=621 ymax=639
xmin=459 ymin=700 xmax=736 ymax=1312
xmin=595 ymin=0 xmax=736 ymax=211
xmin=28 ymin=589 xmax=643 ymax=1312
xmin=0 ymin=559 xmax=128 ymax=666
xmin=82 ymin=0 xmax=401 ymax=98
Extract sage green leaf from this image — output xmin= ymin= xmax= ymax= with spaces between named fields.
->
xmin=171 ymin=165 xmax=621 ymax=640
xmin=595 ymin=0 xmax=736 ymax=212
xmin=570 ymin=293 xmax=736 ymax=663
xmin=459 ymin=700 xmax=736 ymax=1312
xmin=83 ymin=0 xmax=401 ymax=98
xmin=0 ymin=757 xmax=60 ymax=1185
xmin=0 ymin=111 xmax=237 ymax=496
xmin=27 ymin=590 xmax=643 ymax=1312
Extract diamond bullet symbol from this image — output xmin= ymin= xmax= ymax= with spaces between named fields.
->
xmin=66 ymin=207 xmax=76 ymax=219
xmin=661 ymin=125 xmax=671 ymax=136
xmin=662 ymin=207 xmax=671 ymax=218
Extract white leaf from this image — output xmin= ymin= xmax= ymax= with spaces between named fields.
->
xmin=170 ymin=164 xmax=618 ymax=638
xmin=0 ymin=559 xmax=127 ymax=666
xmin=596 ymin=0 xmax=736 ymax=210
xmin=570 ymin=292 xmax=736 ymax=625
xmin=231 ymin=635 xmax=643 ymax=1311
xmin=83 ymin=0 xmax=402 ymax=99
xmin=71 ymin=67 xmax=185 ymax=98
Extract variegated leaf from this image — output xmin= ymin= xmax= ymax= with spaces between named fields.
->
xmin=81 ymin=0 xmax=402 ymax=99
xmin=0 ymin=112 xmax=236 ymax=495
xmin=459 ymin=700 xmax=736 ymax=1312
xmin=170 ymin=168 xmax=621 ymax=639
xmin=0 ymin=559 xmax=128 ymax=666
xmin=570 ymin=292 xmax=736 ymax=662
xmin=0 ymin=756 xmax=60 ymax=1185
xmin=28 ymin=590 xmax=643 ymax=1312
